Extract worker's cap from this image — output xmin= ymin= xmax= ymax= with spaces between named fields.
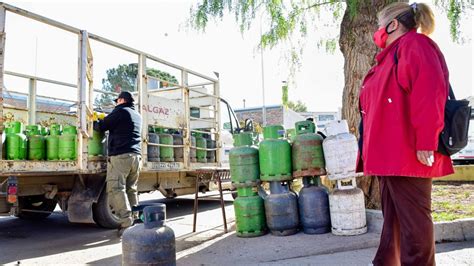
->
xmin=114 ymin=91 xmax=135 ymax=103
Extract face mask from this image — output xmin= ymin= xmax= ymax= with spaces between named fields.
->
xmin=373 ymin=21 xmax=396 ymax=49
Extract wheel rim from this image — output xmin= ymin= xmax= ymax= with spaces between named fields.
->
xmin=105 ymin=196 xmax=121 ymax=222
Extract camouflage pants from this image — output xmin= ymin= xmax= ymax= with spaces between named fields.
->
xmin=106 ymin=153 xmax=142 ymax=228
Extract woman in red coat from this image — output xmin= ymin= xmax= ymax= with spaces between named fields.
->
xmin=358 ymin=2 xmax=454 ymax=266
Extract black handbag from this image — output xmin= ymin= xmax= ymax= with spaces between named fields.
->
xmin=393 ymin=48 xmax=472 ymax=156
xmin=437 ymin=86 xmax=471 ymax=156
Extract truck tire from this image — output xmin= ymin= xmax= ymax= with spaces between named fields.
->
xmin=16 ymin=196 xmax=57 ymax=220
xmin=92 ymin=190 xmax=121 ymax=229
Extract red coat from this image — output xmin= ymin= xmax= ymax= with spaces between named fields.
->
xmin=358 ymin=30 xmax=454 ymax=178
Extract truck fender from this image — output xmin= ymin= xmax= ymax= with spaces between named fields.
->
xmin=67 ymin=174 xmax=106 ymax=224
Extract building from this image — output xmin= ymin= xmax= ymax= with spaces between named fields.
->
xmin=234 ymin=105 xmax=305 ymax=129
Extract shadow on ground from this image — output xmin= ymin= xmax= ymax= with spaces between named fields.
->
xmin=0 ymin=195 xmax=233 ymax=264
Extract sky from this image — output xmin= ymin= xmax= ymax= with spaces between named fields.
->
xmin=2 ymin=0 xmax=473 ymax=113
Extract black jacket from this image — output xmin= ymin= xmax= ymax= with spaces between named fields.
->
xmin=96 ymin=102 xmax=142 ymax=156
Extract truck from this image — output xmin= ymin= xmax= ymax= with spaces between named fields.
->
xmin=0 ymin=3 xmax=242 ymax=228
xmin=451 ymin=106 xmax=474 ymax=165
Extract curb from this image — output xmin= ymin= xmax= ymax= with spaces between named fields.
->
xmin=366 ymin=209 xmax=474 ymax=243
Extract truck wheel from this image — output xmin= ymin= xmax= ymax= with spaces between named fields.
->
xmin=16 ymin=196 xmax=57 ymax=220
xmin=92 ymin=190 xmax=121 ymax=229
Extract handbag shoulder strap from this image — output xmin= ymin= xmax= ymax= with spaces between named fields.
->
xmin=393 ymin=46 xmax=454 ymax=100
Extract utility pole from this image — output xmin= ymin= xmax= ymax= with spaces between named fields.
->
xmin=260 ymin=18 xmax=266 ymax=126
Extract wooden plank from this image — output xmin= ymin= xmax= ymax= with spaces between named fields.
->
xmin=0 ymin=160 xmax=106 ymax=176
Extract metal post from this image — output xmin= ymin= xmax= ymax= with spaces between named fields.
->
xmin=76 ymin=32 xmax=85 ymax=169
xmin=0 ymin=6 xmax=6 ymax=158
xmin=181 ymin=70 xmax=190 ymax=169
xmin=79 ymin=31 xmax=88 ymax=136
xmin=138 ymin=54 xmax=147 ymax=162
xmin=259 ymin=22 xmax=266 ymax=126
xmin=28 ymin=78 xmax=37 ymax=125
xmin=214 ymin=74 xmax=221 ymax=165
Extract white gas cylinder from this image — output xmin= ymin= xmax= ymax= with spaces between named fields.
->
xmin=329 ymin=178 xmax=367 ymax=236
xmin=323 ymin=120 xmax=359 ymax=180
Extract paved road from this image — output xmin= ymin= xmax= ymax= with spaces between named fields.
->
xmin=0 ymin=192 xmax=235 ymax=265
xmin=268 ymin=241 xmax=474 ymax=265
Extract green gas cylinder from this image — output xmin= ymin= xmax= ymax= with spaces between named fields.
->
xmin=292 ymin=121 xmax=326 ymax=177
xmin=6 ymin=121 xmax=27 ymax=160
xmin=157 ymin=129 xmax=174 ymax=162
xmin=196 ymin=133 xmax=207 ymax=163
xmin=230 ymin=132 xmax=259 ymax=186
xmin=26 ymin=125 xmax=45 ymax=160
xmin=233 ymin=187 xmax=266 ymax=238
xmin=88 ymin=129 xmax=105 ymax=157
xmin=259 ymin=125 xmax=292 ymax=181
xmin=40 ymin=126 xmax=49 ymax=136
xmin=46 ymin=124 xmax=61 ymax=160
xmin=58 ymin=125 xmax=77 ymax=160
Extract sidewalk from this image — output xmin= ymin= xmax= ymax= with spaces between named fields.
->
xmin=267 ymin=241 xmax=474 ymax=265
xmin=177 ymin=228 xmax=474 ymax=265
xmin=177 ymin=227 xmax=381 ymax=265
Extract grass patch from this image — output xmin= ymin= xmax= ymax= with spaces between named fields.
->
xmin=431 ymin=183 xmax=474 ymax=222
xmin=432 ymin=200 xmax=474 ymax=222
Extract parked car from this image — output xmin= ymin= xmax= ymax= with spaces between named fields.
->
xmin=452 ymin=117 xmax=474 ymax=165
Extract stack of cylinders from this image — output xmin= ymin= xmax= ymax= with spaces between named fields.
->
xmin=291 ymin=120 xmax=331 ymax=234
xmin=230 ymin=132 xmax=266 ymax=237
xmin=25 ymin=125 xmax=45 ymax=160
xmin=58 ymin=125 xmax=77 ymax=160
xmin=320 ymin=120 xmax=366 ymax=236
xmin=258 ymin=125 xmax=297 ymax=236
xmin=46 ymin=124 xmax=61 ymax=160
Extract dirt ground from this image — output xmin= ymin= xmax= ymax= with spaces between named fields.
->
xmin=432 ymin=182 xmax=474 ymax=222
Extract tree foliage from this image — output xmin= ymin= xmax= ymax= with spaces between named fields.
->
xmin=190 ymin=0 xmax=469 ymax=56
xmin=95 ymin=63 xmax=179 ymax=109
xmin=287 ymin=100 xmax=308 ymax=112
xmin=281 ymin=83 xmax=307 ymax=112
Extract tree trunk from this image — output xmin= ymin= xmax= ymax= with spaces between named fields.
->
xmin=339 ymin=0 xmax=406 ymax=209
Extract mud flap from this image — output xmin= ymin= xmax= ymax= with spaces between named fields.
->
xmin=68 ymin=174 xmax=106 ymax=224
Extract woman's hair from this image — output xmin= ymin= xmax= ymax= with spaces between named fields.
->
xmin=378 ymin=2 xmax=435 ymax=35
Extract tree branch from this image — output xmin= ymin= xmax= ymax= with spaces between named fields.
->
xmin=304 ymin=0 xmax=341 ymax=11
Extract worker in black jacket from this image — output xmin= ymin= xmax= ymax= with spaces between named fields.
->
xmin=95 ymin=91 xmax=142 ymax=236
